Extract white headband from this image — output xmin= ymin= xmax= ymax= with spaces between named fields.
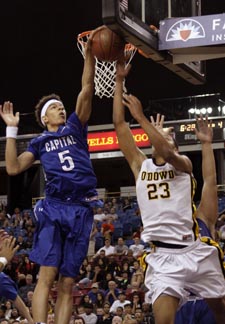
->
xmin=41 ymin=99 xmax=62 ymax=126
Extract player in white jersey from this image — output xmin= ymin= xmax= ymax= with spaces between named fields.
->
xmin=113 ymin=59 xmax=225 ymax=324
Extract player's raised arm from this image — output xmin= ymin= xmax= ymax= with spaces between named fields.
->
xmin=195 ymin=115 xmax=218 ymax=237
xmin=122 ymin=95 xmax=192 ymax=174
xmin=113 ymin=59 xmax=146 ymax=180
xmin=75 ymin=27 xmax=105 ymax=125
xmin=0 ymin=101 xmax=35 ymax=175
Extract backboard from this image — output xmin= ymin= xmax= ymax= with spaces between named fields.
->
xmin=102 ymin=0 xmax=206 ymax=84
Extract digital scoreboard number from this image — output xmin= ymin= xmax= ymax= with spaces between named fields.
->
xmin=172 ymin=118 xmax=225 ymax=145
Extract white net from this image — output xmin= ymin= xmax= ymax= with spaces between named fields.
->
xmin=77 ymin=31 xmax=136 ymax=99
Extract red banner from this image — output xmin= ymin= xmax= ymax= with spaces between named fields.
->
xmin=88 ymin=128 xmax=150 ymax=152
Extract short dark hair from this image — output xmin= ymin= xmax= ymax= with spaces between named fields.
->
xmin=34 ymin=93 xmax=62 ymax=128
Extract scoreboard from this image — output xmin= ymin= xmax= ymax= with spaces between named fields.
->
xmin=171 ymin=117 xmax=225 ymax=145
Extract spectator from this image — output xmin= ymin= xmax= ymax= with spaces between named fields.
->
xmin=101 ymin=217 xmax=115 ymax=240
xmin=105 ymin=207 xmax=118 ymax=221
xmin=92 ymin=264 xmax=106 ymax=285
xmin=95 ymin=292 xmax=106 ymax=309
xmin=94 ymin=208 xmax=107 ymax=223
xmin=122 ymin=198 xmax=132 ymax=213
xmin=93 ymin=239 xmax=115 ymax=258
xmin=130 ymin=261 xmax=144 ymax=289
xmin=115 ymin=306 xmax=124 ymax=319
xmin=80 ymin=294 xmax=93 ymax=307
xmin=80 ymin=303 xmax=98 ymax=324
xmin=105 ymin=255 xmax=120 ymax=276
xmin=110 ymin=292 xmax=131 ymax=314
xmin=104 ymin=281 xmax=120 ymax=305
xmin=99 ymin=272 xmax=115 ymax=291
xmin=96 ymin=302 xmax=113 ymax=324
xmin=18 ymin=274 xmax=36 ymax=301
xmin=112 ymin=315 xmax=123 ymax=324
xmin=74 ymin=315 xmax=85 ymax=324
xmin=88 ymin=283 xmax=103 ymax=304
xmin=129 ymin=238 xmax=144 ymax=258
xmin=4 ymin=301 xmax=12 ymax=321
xmin=114 ymin=238 xmax=129 ymax=257
xmin=115 ymin=271 xmax=130 ymax=291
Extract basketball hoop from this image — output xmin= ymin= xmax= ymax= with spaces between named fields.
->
xmin=77 ymin=30 xmax=137 ymax=99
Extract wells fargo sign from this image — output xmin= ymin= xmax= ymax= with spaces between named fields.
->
xmin=88 ymin=128 xmax=150 ymax=152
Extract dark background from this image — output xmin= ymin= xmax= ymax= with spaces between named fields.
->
xmin=0 ymin=1 xmax=225 ymax=135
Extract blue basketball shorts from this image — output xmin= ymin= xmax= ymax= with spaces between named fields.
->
xmin=30 ymin=198 xmax=94 ymax=277
xmin=0 ymin=273 xmax=18 ymax=301
xmin=175 ymin=299 xmax=216 ymax=324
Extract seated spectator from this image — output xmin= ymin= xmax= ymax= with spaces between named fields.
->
xmin=105 ymin=207 xmax=118 ymax=221
xmin=93 ymin=239 xmax=115 ymax=258
xmin=123 ymin=303 xmax=134 ymax=319
xmin=115 ymin=271 xmax=130 ymax=291
xmin=114 ymin=238 xmax=129 ymax=257
xmin=80 ymin=303 xmax=98 ymax=324
xmin=122 ymin=198 xmax=132 ymax=213
xmin=115 ymin=306 xmax=123 ymax=318
xmin=141 ymin=303 xmax=154 ymax=324
xmin=112 ymin=315 xmax=123 ymax=324
xmin=94 ymin=208 xmax=107 ymax=223
xmin=80 ymin=294 xmax=93 ymax=307
xmin=3 ymin=301 xmax=12 ymax=322
xmin=18 ymin=274 xmax=35 ymax=301
xmin=88 ymin=283 xmax=104 ymax=304
xmin=95 ymin=291 xmax=106 ymax=309
xmin=104 ymin=281 xmax=120 ymax=305
xmin=110 ymin=291 xmax=131 ymax=314
xmin=101 ymin=217 xmax=115 ymax=240
xmin=97 ymin=302 xmax=113 ymax=324
xmin=74 ymin=315 xmax=85 ymax=324
xmin=134 ymin=308 xmax=144 ymax=324
xmin=92 ymin=250 xmax=108 ymax=268
xmin=131 ymin=293 xmax=142 ymax=315
xmin=111 ymin=198 xmax=120 ymax=213
xmin=129 ymin=237 xmax=145 ymax=259
xmin=130 ymin=260 xmax=144 ymax=289
xmin=105 ymin=255 xmax=120 ymax=276
xmin=79 ymin=263 xmax=94 ymax=285
xmin=92 ymin=264 xmax=106 ymax=285
xmin=99 ymin=272 xmax=115 ymax=291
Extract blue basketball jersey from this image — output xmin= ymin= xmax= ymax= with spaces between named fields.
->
xmin=0 ymin=272 xmax=18 ymax=301
xmin=27 ymin=112 xmax=97 ymax=202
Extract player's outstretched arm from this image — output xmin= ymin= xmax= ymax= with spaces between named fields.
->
xmin=113 ymin=59 xmax=146 ymax=180
xmin=122 ymin=95 xmax=192 ymax=173
xmin=75 ymin=27 xmax=105 ymax=125
xmin=195 ymin=115 xmax=217 ymax=236
xmin=0 ymin=101 xmax=35 ymax=175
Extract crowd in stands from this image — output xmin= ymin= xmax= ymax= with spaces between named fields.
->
xmin=0 ymin=195 xmax=225 ymax=323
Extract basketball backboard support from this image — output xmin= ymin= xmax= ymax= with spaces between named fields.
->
xmin=102 ymin=0 xmax=208 ymax=85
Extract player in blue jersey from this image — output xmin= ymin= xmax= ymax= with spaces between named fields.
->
xmin=0 ymin=27 xmax=103 ymax=324
xmin=113 ymin=59 xmax=225 ymax=324
xmin=0 ymin=230 xmax=33 ymax=323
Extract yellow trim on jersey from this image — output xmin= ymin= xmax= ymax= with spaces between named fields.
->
xmin=200 ymin=236 xmax=225 ymax=277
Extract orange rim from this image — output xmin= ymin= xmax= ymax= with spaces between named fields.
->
xmin=77 ymin=30 xmax=136 ymax=53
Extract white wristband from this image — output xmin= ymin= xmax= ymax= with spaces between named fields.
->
xmin=6 ymin=126 xmax=18 ymax=139
xmin=0 ymin=257 xmax=8 ymax=269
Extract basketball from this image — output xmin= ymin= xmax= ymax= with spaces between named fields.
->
xmin=91 ymin=26 xmax=125 ymax=62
